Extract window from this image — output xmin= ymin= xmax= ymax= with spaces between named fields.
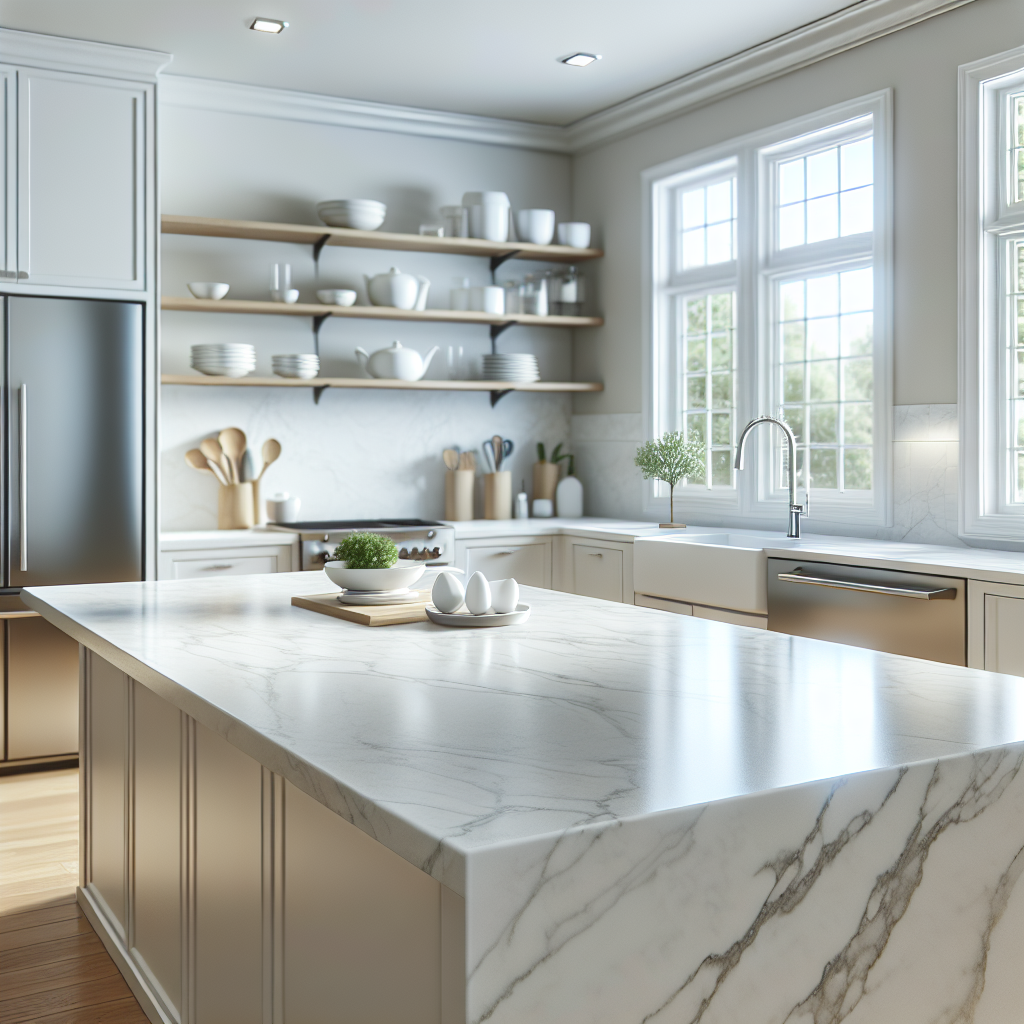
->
xmin=959 ymin=46 xmax=1024 ymax=541
xmin=645 ymin=92 xmax=892 ymax=526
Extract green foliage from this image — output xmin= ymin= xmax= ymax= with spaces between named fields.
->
xmin=332 ymin=532 xmax=399 ymax=569
xmin=536 ymin=442 xmax=546 ymax=462
xmin=634 ymin=431 xmax=706 ymax=523
xmin=551 ymin=443 xmax=575 ymax=476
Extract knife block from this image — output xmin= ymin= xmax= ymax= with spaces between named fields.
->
xmin=445 ymin=469 xmax=474 ymax=521
xmin=484 ymin=471 xmax=512 ymax=520
xmin=218 ymin=482 xmax=255 ymax=529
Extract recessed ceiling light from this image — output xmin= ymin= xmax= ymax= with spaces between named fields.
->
xmin=250 ymin=17 xmax=288 ymax=33
xmin=561 ymin=52 xmax=601 ymax=67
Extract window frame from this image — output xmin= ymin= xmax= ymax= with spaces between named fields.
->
xmin=959 ymin=45 xmax=1024 ymax=543
xmin=642 ymin=90 xmax=893 ymax=527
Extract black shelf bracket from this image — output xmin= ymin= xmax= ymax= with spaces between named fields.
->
xmin=490 ymin=250 xmax=522 ymax=278
xmin=312 ymin=234 xmax=332 ymax=265
xmin=490 ymin=389 xmax=513 ymax=407
xmin=312 ymin=385 xmax=329 ymax=405
xmin=312 ymin=314 xmax=331 ymax=357
xmin=489 ymin=320 xmax=517 ymax=353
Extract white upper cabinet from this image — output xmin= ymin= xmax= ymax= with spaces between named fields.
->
xmin=1 ymin=68 xmax=14 ymax=280
xmin=4 ymin=66 xmax=149 ymax=291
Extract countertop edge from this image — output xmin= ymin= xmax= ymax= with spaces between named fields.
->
xmin=21 ymin=586 xmax=470 ymax=895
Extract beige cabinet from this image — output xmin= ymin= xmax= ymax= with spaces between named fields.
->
xmin=571 ymin=544 xmax=624 ymax=602
xmin=1 ymin=63 xmax=150 ymax=291
xmin=1 ymin=67 xmax=13 ymax=279
xmin=459 ymin=537 xmax=552 ymax=588
xmin=968 ymin=580 xmax=1024 ymax=675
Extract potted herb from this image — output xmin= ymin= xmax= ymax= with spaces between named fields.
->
xmin=634 ymin=431 xmax=705 ymax=526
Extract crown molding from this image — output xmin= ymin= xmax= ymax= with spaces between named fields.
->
xmin=157 ymin=0 xmax=971 ymax=154
xmin=565 ymin=0 xmax=976 ymax=151
xmin=158 ymin=75 xmax=570 ymax=153
xmin=0 ymin=27 xmax=171 ymax=81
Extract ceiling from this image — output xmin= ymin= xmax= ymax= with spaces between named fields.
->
xmin=0 ymin=0 xmax=862 ymax=125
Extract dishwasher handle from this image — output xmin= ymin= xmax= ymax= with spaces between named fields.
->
xmin=776 ymin=568 xmax=957 ymax=600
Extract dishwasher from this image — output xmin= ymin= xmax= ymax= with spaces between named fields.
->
xmin=767 ymin=558 xmax=967 ymax=665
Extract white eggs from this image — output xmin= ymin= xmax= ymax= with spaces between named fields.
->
xmin=464 ymin=571 xmax=492 ymax=615
xmin=431 ymin=572 xmax=466 ymax=614
xmin=490 ymin=578 xmax=519 ymax=614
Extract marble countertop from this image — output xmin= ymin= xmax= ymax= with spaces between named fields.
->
xmin=160 ymin=529 xmax=299 ymax=550
xmin=446 ymin=516 xmax=672 ymax=541
xmin=24 ymin=572 xmax=1024 ymax=894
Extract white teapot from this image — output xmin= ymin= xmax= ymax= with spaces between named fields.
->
xmin=354 ymin=340 xmax=439 ymax=381
xmin=364 ymin=267 xmax=430 ymax=311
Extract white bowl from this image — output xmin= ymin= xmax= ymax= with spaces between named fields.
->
xmin=556 ymin=222 xmax=592 ymax=248
xmin=187 ymin=282 xmax=230 ymax=300
xmin=271 ymin=289 xmax=300 ymax=304
xmin=316 ymin=289 xmax=357 ymax=306
xmin=323 ymin=559 xmax=426 ymax=592
xmin=316 ymin=200 xmax=387 ymax=231
xmin=192 ymin=365 xmax=253 ymax=378
xmin=515 ymin=209 xmax=555 ymax=245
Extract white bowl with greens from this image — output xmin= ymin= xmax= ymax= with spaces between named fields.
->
xmin=322 ymin=532 xmax=425 ymax=592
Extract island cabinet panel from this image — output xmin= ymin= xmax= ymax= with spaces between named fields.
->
xmin=282 ymin=781 xmax=445 ymax=1024
xmin=967 ymin=580 xmax=1024 ymax=675
xmin=131 ymin=681 xmax=182 ymax=1018
xmin=85 ymin=652 xmax=128 ymax=940
xmin=194 ymin=722 xmax=264 ymax=1024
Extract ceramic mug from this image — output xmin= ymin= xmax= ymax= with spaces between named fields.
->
xmin=556 ymin=222 xmax=592 ymax=248
xmin=515 ymin=209 xmax=556 ymax=245
xmin=464 ymin=192 xmax=510 ymax=242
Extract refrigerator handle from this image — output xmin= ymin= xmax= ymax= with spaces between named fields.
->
xmin=19 ymin=383 xmax=27 ymax=572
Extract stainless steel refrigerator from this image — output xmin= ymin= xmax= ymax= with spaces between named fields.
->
xmin=2 ymin=296 xmax=143 ymax=769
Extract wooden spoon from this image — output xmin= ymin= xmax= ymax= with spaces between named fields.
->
xmin=257 ymin=438 xmax=282 ymax=480
xmin=199 ymin=437 xmax=232 ymax=484
xmin=185 ymin=448 xmax=228 ymax=485
xmin=443 ymin=448 xmax=460 ymax=471
xmin=219 ymin=428 xmax=247 ymax=485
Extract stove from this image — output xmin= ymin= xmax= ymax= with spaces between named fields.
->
xmin=266 ymin=519 xmax=455 ymax=571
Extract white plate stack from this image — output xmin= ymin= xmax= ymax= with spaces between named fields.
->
xmin=482 ymin=353 xmax=540 ymax=383
xmin=190 ymin=343 xmax=256 ymax=378
xmin=272 ymin=354 xmax=320 ymax=379
xmin=316 ymin=199 xmax=386 ymax=231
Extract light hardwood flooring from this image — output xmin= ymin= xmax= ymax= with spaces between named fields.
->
xmin=0 ymin=769 xmax=148 ymax=1023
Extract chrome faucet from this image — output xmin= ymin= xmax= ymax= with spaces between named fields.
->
xmin=734 ymin=415 xmax=810 ymax=538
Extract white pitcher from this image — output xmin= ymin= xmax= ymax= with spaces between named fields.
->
xmin=354 ymin=340 xmax=440 ymax=381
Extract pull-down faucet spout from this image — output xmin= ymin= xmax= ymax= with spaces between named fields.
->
xmin=734 ymin=416 xmax=809 ymax=538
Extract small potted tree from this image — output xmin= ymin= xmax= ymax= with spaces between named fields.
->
xmin=634 ymin=431 xmax=705 ymax=527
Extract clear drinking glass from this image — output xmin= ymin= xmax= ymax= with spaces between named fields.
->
xmin=520 ymin=273 xmax=548 ymax=316
xmin=446 ymin=345 xmax=464 ymax=380
xmin=440 ymin=206 xmax=468 ymax=238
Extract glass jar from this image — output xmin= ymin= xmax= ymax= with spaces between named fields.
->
xmin=520 ymin=273 xmax=549 ymax=316
xmin=551 ymin=266 xmax=584 ymax=316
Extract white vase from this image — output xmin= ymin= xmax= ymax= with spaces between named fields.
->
xmin=555 ymin=474 xmax=584 ymax=518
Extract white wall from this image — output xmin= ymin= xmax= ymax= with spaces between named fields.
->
xmin=568 ymin=0 xmax=1020 ymax=539
xmin=159 ymin=102 xmax=575 ymax=529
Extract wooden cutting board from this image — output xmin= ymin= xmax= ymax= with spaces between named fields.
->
xmin=292 ymin=591 xmax=430 ymax=626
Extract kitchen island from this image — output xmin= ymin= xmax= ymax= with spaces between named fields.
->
xmin=24 ymin=572 xmax=1024 ymax=1024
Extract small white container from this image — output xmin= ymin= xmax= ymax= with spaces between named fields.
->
xmin=514 ymin=209 xmax=556 ymax=245
xmin=316 ymin=288 xmax=357 ymax=306
xmin=556 ymin=222 xmax=592 ymax=248
xmin=450 ymin=277 xmax=471 ymax=311
xmin=470 ymin=285 xmax=505 ymax=315
xmin=266 ymin=493 xmax=301 ymax=523
xmin=464 ymin=191 xmax=510 ymax=242
xmin=532 ymin=498 xmax=554 ymax=518
xmin=555 ymin=474 xmax=584 ymax=518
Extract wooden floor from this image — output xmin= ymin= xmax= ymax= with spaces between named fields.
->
xmin=0 ymin=769 xmax=148 ymax=1024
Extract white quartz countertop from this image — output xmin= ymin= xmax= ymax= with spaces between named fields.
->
xmin=24 ymin=573 xmax=1024 ymax=894
xmin=446 ymin=516 xmax=671 ymax=541
xmin=160 ymin=529 xmax=298 ymax=550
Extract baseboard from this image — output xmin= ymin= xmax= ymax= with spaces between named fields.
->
xmin=0 ymin=755 xmax=78 ymax=776
xmin=77 ymin=886 xmax=176 ymax=1024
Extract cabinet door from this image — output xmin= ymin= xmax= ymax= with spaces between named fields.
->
xmin=465 ymin=541 xmax=550 ymax=588
xmin=572 ymin=544 xmax=623 ymax=602
xmin=171 ymin=553 xmax=280 ymax=579
xmin=984 ymin=594 xmax=1024 ymax=676
xmin=17 ymin=68 xmax=146 ymax=290
xmin=0 ymin=67 xmax=14 ymax=279
xmin=6 ymin=615 xmax=79 ymax=759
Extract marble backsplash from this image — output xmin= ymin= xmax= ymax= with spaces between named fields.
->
xmin=570 ymin=405 xmax=964 ymax=546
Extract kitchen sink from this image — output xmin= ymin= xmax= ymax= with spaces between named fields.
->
xmin=633 ymin=532 xmax=799 ymax=614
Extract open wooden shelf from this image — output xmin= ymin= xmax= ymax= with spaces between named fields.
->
xmin=162 ymin=375 xmax=602 ymax=394
xmin=162 ymin=214 xmax=603 ymax=263
xmin=161 ymin=295 xmax=603 ymax=328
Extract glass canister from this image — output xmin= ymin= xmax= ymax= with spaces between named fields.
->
xmin=520 ymin=273 xmax=549 ymax=316
xmin=440 ymin=206 xmax=468 ymax=238
xmin=501 ymin=280 xmax=522 ymax=314
xmin=551 ymin=266 xmax=585 ymax=315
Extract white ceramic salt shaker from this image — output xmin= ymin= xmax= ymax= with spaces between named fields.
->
xmin=431 ymin=572 xmax=466 ymax=614
xmin=464 ymin=572 xmax=492 ymax=615
xmin=490 ymin=578 xmax=519 ymax=614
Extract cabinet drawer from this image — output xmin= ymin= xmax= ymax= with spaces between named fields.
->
xmin=464 ymin=541 xmax=550 ymax=588
xmin=171 ymin=555 xmax=278 ymax=579
xmin=572 ymin=544 xmax=623 ymax=602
